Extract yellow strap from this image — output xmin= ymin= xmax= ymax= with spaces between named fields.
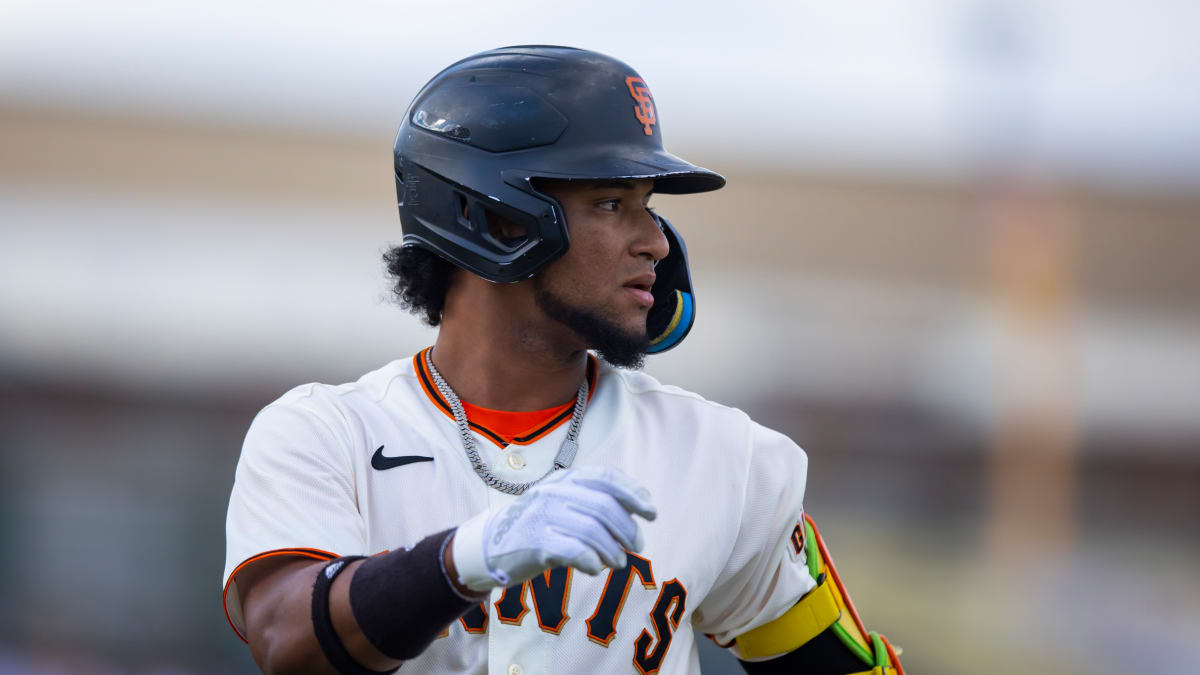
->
xmin=848 ymin=669 xmax=895 ymax=675
xmin=736 ymin=579 xmax=841 ymax=659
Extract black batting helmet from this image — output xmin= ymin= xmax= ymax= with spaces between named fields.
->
xmin=394 ymin=45 xmax=724 ymax=353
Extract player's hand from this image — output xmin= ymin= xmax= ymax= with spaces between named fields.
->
xmin=451 ymin=466 xmax=657 ymax=592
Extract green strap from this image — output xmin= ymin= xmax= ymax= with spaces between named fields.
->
xmin=871 ymin=631 xmax=890 ymax=667
xmin=804 ymin=519 xmax=819 ymax=580
xmin=833 ymin=622 xmax=875 ymax=666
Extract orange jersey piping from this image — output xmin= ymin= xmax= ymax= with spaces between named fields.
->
xmin=413 ymin=347 xmax=597 ymax=448
xmin=222 ymin=547 xmax=339 ymax=643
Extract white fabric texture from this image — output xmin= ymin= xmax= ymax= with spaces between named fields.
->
xmin=225 ymin=389 xmax=368 ymax=561
xmin=223 ymin=354 xmax=813 ymax=674
xmin=690 ymin=423 xmax=816 ymax=643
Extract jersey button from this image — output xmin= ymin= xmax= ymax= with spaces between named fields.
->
xmin=506 ymin=452 xmax=526 ymax=470
xmin=506 ymin=664 xmax=524 ymax=675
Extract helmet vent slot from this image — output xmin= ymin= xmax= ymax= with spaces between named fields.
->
xmin=481 ymin=206 xmax=528 ymax=252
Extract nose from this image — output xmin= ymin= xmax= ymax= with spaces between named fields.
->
xmin=632 ymin=210 xmax=670 ymax=263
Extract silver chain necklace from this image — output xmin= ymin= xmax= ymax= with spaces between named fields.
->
xmin=424 ymin=349 xmax=588 ymax=495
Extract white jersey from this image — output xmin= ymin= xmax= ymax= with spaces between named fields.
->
xmin=223 ymin=348 xmax=815 ymax=674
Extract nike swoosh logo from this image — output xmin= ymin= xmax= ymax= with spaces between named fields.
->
xmin=371 ymin=445 xmax=434 ymax=471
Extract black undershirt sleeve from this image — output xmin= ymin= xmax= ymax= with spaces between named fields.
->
xmin=347 ymin=528 xmax=477 ymax=661
xmin=738 ymin=626 xmax=869 ymax=674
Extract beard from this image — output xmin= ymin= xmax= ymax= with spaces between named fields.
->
xmin=533 ymin=279 xmax=648 ymax=370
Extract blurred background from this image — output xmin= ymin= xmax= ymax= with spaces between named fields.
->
xmin=2 ymin=1 xmax=1198 ymax=673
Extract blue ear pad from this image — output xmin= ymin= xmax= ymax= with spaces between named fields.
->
xmin=646 ymin=290 xmax=694 ymax=354
xmin=644 ymin=214 xmax=696 ymax=354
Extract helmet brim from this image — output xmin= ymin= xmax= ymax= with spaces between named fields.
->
xmin=503 ymin=145 xmax=726 ymax=195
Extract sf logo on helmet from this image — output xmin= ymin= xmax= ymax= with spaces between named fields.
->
xmin=625 ymin=76 xmax=657 ymax=136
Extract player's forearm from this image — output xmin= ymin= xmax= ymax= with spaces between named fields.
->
xmin=239 ymin=559 xmax=343 ymax=674
xmin=241 ymin=558 xmax=394 ymax=675
xmin=243 ymin=531 xmax=480 ymax=674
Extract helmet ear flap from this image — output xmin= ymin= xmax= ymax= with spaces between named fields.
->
xmin=398 ymin=160 xmax=567 ymax=282
xmin=645 ymin=214 xmax=696 ymax=354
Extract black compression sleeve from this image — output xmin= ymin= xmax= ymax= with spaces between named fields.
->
xmin=348 ymin=528 xmax=477 ymax=660
xmin=738 ymin=626 xmax=869 ymax=675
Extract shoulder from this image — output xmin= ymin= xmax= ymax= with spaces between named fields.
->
xmin=602 ymin=363 xmax=749 ymax=421
xmin=245 ymin=357 xmax=422 ymax=448
xmin=262 ymin=358 xmax=415 ymax=418
xmin=603 ymin=363 xmax=806 ymax=464
xmin=599 ymin=364 xmax=799 ymax=457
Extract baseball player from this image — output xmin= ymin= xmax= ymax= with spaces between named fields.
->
xmin=223 ymin=46 xmax=904 ymax=675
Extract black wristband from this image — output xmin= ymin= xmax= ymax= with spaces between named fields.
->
xmin=311 ymin=555 xmax=395 ymax=675
xmin=349 ymin=528 xmax=475 ymax=660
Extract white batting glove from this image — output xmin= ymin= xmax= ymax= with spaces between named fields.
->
xmin=452 ymin=466 xmax=657 ymax=592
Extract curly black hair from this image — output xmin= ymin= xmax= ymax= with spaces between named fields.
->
xmin=383 ymin=245 xmax=455 ymax=326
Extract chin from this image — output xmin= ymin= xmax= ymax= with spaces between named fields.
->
xmin=533 ymin=286 xmax=650 ymax=369
xmin=615 ymin=316 xmax=650 ymax=340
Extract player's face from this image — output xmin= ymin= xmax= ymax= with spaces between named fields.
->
xmin=531 ymin=178 xmax=668 ymax=367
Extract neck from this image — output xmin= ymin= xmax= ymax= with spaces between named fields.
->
xmin=431 ymin=278 xmax=589 ymax=411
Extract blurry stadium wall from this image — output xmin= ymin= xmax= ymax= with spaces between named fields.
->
xmin=2 ymin=3 xmax=1199 ymax=672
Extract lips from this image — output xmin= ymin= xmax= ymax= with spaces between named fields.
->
xmin=623 ymin=273 xmax=656 ymax=307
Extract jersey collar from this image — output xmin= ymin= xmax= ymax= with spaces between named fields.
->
xmin=412 ymin=346 xmax=598 ymax=448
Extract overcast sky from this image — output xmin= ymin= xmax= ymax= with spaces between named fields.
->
xmin=2 ymin=0 xmax=1198 ymax=190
